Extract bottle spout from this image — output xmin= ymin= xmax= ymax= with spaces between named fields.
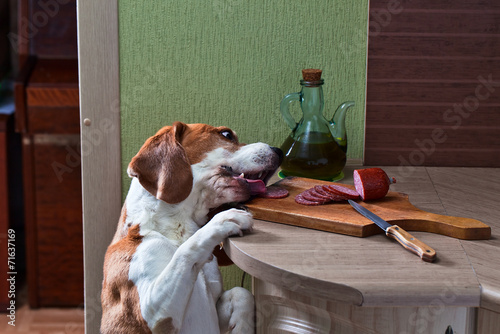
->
xmin=330 ymin=101 xmax=355 ymax=152
xmin=332 ymin=101 xmax=355 ymax=125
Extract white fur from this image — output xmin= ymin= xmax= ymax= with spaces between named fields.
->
xmin=126 ymin=142 xmax=277 ymax=333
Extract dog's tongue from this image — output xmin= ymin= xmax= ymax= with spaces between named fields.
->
xmin=245 ymin=178 xmax=267 ymax=195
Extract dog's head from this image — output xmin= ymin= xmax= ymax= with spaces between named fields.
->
xmin=127 ymin=122 xmax=282 ymax=208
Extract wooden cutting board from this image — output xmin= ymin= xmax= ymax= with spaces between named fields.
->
xmin=245 ymin=177 xmax=491 ymax=240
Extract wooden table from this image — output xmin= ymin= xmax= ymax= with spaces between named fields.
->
xmin=225 ymin=166 xmax=500 ymax=334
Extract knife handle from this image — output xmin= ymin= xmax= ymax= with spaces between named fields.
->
xmin=386 ymin=225 xmax=436 ymax=262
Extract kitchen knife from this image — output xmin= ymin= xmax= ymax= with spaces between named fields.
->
xmin=348 ymin=200 xmax=436 ymax=262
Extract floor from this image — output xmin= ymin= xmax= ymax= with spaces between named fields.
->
xmin=1 ymin=285 xmax=85 ymax=334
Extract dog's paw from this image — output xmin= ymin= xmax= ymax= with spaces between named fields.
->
xmin=217 ymin=287 xmax=255 ymax=334
xmin=184 ymin=209 xmax=253 ymax=267
xmin=208 ymin=208 xmax=254 ymax=239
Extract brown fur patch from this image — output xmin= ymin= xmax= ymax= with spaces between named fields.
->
xmin=111 ymin=204 xmax=128 ymax=243
xmin=154 ymin=317 xmax=178 ymax=333
xmin=101 ymin=225 xmax=160 ymax=334
xmin=128 ymin=122 xmax=193 ymax=204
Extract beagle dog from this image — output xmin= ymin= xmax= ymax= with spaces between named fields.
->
xmin=101 ymin=122 xmax=282 ymax=334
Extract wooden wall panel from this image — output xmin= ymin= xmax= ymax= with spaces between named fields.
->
xmin=368 ymin=59 xmax=500 ymax=81
xmin=375 ymin=12 xmax=500 ymax=34
xmin=365 ymin=0 xmax=500 ymax=167
xmin=372 ymin=0 xmax=500 ymax=10
xmin=366 ymin=149 xmax=496 ymax=168
xmin=367 ymin=82 xmax=500 ymax=103
xmin=366 ymin=128 xmax=499 ymax=150
xmin=367 ymin=105 xmax=500 ymax=128
xmin=369 ymin=36 xmax=500 ymax=58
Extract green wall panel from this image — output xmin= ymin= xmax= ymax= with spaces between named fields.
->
xmin=119 ymin=0 xmax=368 ymax=287
xmin=120 ymin=0 xmax=369 ymax=192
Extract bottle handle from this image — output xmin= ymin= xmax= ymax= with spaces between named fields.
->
xmin=280 ymin=92 xmax=300 ymax=130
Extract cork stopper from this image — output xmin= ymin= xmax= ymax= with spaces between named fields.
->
xmin=302 ymin=69 xmax=322 ymax=81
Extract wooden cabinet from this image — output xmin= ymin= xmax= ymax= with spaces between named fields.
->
xmin=15 ymin=0 xmax=83 ymax=307
xmin=0 ymin=107 xmax=24 ymax=311
xmin=0 ymin=115 xmax=12 ymax=310
xmin=16 ymin=59 xmax=83 ymax=307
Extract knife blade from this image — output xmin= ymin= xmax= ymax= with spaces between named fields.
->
xmin=348 ymin=200 xmax=436 ymax=262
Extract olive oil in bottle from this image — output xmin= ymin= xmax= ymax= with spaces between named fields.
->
xmin=280 ymin=132 xmax=346 ymax=180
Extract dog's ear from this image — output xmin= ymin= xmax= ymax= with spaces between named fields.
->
xmin=127 ymin=122 xmax=193 ymax=204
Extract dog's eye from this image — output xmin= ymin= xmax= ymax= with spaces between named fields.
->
xmin=220 ymin=130 xmax=234 ymax=141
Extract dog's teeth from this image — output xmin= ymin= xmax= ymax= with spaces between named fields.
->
xmin=258 ymin=171 xmax=263 ymax=179
xmin=239 ymin=173 xmax=245 ymax=178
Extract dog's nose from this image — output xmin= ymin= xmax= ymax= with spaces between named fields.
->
xmin=271 ymin=147 xmax=284 ymax=163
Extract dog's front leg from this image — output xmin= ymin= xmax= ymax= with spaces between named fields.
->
xmin=134 ymin=208 xmax=253 ymax=333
